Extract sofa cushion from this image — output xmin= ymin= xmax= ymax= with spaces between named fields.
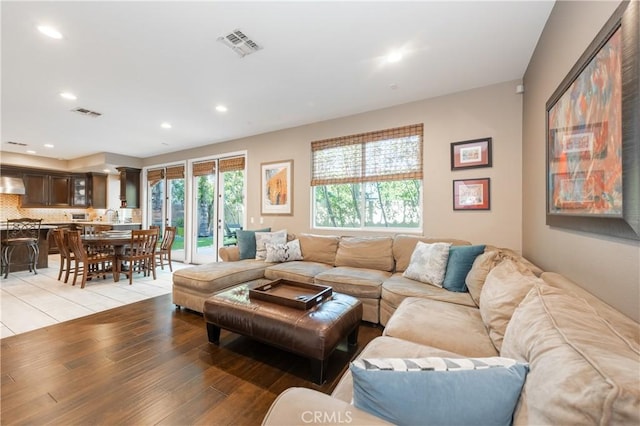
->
xmin=465 ymin=250 xmax=499 ymax=306
xmin=479 ymin=259 xmax=541 ymax=351
xmin=486 ymin=245 xmax=544 ymax=277
xmin=264 ymin=261 xmax=333 ymax=284
xmin=172 ymin=259 xmax=269 ymax=292
xmin=541 ymin=272 xmax=639 ymax=346
xmin=442 ymin=244 xmax=486 ymax=292
xmin=383 ymin=297 xmax=498 ymax=357
xmin=403 ymin=242 xmax=451 ymax=287
xmin=255 ymin=229 xmax=287 ymax=260
xmin=264 ymin=239 xmax=303 ymax=263
xmin=236 ymin=228 xmax=270 ymax=259
xmin=314 ymin=266 xmax=389 ymax=299
xmin=393 ymin=235 xmax=470 ymax=272
xmin=297 ymin=233 xmax=340 ymax=265
xmin=262 ymin=387 xmax=391 ymax=426
xmin=334 ymin=236 xmax=394 ymax=272
xmin=351 ymin=356 xmax=528 ymax=426
xmin=466 ymin=248 xmax=541 ymax=307
xmin=381 ymin=273 xmax=476 ymax=311
xmin=502 ymin=284 xmax=640 ymax=426
xmin=332 ymin=336 xmax=461 ymax=403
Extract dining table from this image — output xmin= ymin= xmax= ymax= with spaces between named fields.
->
xmin=81 ymin=231 xmax=132 ymax=282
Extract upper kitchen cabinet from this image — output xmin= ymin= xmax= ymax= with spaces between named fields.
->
xmin=71 ymin=173 xmax=107 ymax=208
xmin=116 ymin=167 xmax=141 ymax=208
xmin=22 ymin=173 xmax=71 ymax=207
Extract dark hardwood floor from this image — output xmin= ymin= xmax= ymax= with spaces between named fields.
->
xmin=0 ymin=294 xmax=382 ymax=425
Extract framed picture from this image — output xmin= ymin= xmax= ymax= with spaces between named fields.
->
xmin=450 ymin=137 xmax=492 ymax=170
xmin=546 ymin=0 xmax=639 ymax=240
xmin=453 ymin=178 xmax=490 ymax=211
xmin=261 ymin=160 xmax=293 ymax=215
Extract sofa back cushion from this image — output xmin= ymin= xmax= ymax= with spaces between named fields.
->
xmin=465 ymin=250 xmax=499 ymax=305
xmin=335 ymin=236 xmax=394 ymax=272
xmin=479 ymin=259 xmax=541 ymax=351
xmin=541 ymin=272 xmax=639 ymax=346
xmin=298 ymin=233 xmax=340 ymax=265
xmin=393 ymin=235 xmax=470 ymax=273
xmin=502 ymin=285 xmax=640 ymax=425
xmin=466 ymin=247 xmax=543 ymax=307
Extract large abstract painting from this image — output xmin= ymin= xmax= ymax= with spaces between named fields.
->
xmin=546 ymin=0 xmax=639 ymax=240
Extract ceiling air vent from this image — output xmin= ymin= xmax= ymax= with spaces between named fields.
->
xmin=6 ymin=141 xmax=28 ymax=146
xmin=217 ymin=29 xmax=262 ymax=58
xmin=72 ymin=107 xmax=102 ymax=118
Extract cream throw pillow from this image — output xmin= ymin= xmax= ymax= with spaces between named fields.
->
xmin=264 ymin=239 xmax=303 ymax=263
xmin=402 ymin=242 xmax=451 ymax=287
xmin=254 ymin=229 xmax=287 ymax=260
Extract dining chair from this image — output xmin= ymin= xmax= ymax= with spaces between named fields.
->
xmin=67 ymin=230 xmax=115 ymax=288
xmin=155 ymin=226 xmax=176 ymax=271
xmin=1 ymin=218 xmax=42 ymax=278
xmin=51 ymin=228 xmax=76 ymax=283
xmin=118 ymin=228 xmax=159 ymax=285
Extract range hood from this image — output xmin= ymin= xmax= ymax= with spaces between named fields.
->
xmin=0 ymin=176 xmax=26 ymax=195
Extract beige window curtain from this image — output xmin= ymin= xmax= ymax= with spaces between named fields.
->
xmin=147 ymin=168 xmax=165 ymax=186
xmin=192 ymin=160 xmax=216 ymax=177
xmin=165 ymin=165 xmax=185 ymax=180
xmin=311 ymin=124 xmax=423 ymax=186
xmin=219 ymin=156 xmax=245 ymax=173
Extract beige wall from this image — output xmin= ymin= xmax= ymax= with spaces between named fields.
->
xmin=146 ymin=80 xmax=524 ymax=250
xmin=522 ymin=0 xmax=640 ymax=321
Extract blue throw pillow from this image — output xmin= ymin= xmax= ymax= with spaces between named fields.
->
xmin=443 ymin=244 xmax=486 ymax=292
xmin=351 ymin=356 xmax=528 ymax=426
xmin=236 ymin=228 xmax=271 ymax=259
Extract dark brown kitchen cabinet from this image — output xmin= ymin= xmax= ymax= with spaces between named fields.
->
xmin=22 ymin=174 xmax=48 ymax=206
xmin=89 ymin=173 xmax=107 ymax=209
xmin=116 ymin=167 xmax=141 ymax=208
xmin=71 ymin=173 xmax=107 ymax=208
xmin=22 ymin=173 xmax=70 ymax=207
xmin=50 ymin=175 xmax=71 ymax=206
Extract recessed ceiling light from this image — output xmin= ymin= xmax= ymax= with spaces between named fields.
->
xmin=44 ymin=143 xmax=54 ymax=148
xmin=37 ymin=25 xmax=63 ymax=39
xmin=386 ymin=51 xmax=403 ymax=63
xmin=161 ymin=122 xmax=172 ymax=129
xmin=26 ymin=150 xmax=37 ymax=154
xmin=60 ymin=92 xmax=77 ymax=100
xmin=102 ymin=169 xmax=110 ymax=173
xmin=215 ymin=105 xmax=228 ymax=113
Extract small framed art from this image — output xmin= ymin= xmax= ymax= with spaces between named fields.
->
xmin=453 ymin=178 xmax=490 ymax=211
xmin=261 ymin=160 xmax=293 ymax=215
xmin=450 ymin=137 xmax=492 ymax=170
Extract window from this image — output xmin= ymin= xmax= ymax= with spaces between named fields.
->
xmin=312 ymin=124 xmax=423 ymax=230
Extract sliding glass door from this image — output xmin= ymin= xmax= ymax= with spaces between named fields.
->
xmin=146 ymin=165 xmax=185 ymax=262
xmin=190 ymin=156 xmax=245 ymax=264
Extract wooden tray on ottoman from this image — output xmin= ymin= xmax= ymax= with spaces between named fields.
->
xmin=249 ymin=279 xmax=333 ymax=310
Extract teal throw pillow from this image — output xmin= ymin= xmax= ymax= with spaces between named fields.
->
xmin=351 ymin=356 xmax=528 ymax=426
xmin=236 ymin=228 xmax=271 ymax=259
xmin=443 ymin=244 xmax=486 ymax=292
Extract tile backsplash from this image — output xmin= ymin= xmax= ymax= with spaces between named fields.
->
xmin=0 ymin=194 xmax=141 ymax=223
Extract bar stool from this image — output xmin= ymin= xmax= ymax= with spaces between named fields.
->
xmin=1 ymin=218 xmax=42 ymax=278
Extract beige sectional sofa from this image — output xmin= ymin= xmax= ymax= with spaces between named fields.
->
xmin=262 ymin=258 xmax=640 ymax=425
xmin=173 ymin=233 xmax=471 ymax=323
xmin=172 ymin=233 xmax=639 ymax=424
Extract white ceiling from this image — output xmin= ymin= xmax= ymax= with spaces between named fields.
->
xmin=1 ymin=1 xmax=555 ymax=163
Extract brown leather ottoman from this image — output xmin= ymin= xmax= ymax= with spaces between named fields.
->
xmin=203 ymin=282 xmax=363 ymax=384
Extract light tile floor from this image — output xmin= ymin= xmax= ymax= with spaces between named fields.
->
xmin=0 ymin=254 xmax=189 ymax=338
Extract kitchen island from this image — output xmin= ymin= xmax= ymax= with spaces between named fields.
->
xmin=0 ymin=224 xmax=55 ymax=273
